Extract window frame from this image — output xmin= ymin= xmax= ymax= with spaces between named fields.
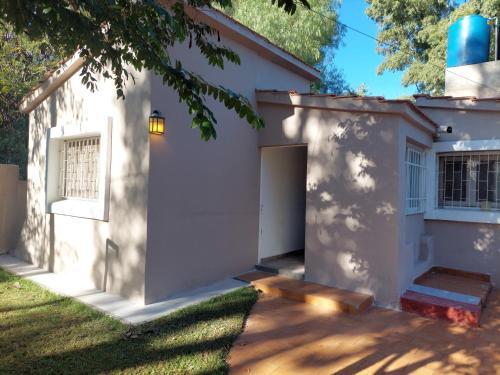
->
xmin=45 ymin=119 xmax=112 ymax=221
xmin=425 ymin=140 xmax=500 ymax=224
xmin=437 ymin=152 xmax=500 ymax=210
xmin=405 ymin=143 xmax=426 ymax=215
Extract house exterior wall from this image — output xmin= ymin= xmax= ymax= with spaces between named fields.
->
xmin=257 ymin=103 xmax=405 ymax=307
xmin=0 ymin=165 xmax=26 ymax=253
xmin=445 ymin=61 xmax=500 ymax=98
xmin=397 ymin=120 xmax=434 ymax=293
xmin=16 ymin=67 xmax=151 ymax=303
xmin=144 ymin=39 xmax=312 ymax=303
xmin=419 ymin=103 xmax=500 ymax=285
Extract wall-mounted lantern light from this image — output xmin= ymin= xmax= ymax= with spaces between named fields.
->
xmin=149 ymin=110 xmax=165 ymax=135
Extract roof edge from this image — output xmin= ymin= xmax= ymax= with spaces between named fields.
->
xmin=20 ymin=55 xmax=85 ymax=114
xmin=20 ymin=4 xmax=321 ymax=113
xmin=193 ymin=7 xmax=320 ymax=81
xmin=256 ymin=90 xmax=438 ymax=135
xmin=414 ymin=94 xmax=500 ymax=112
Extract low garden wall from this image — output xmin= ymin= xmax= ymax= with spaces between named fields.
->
xmin=0 ymin=164 xmax=26 ymax=253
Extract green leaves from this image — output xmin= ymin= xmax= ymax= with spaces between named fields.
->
xmin=222 ymin=0 xmax=341 ymax=67
xmin=0 ymin=0 xmax=307 ymax=140
xmin=366 ymin=0 xmax=499 ymax=94
xmin=0 ymin=23 xmax=62 ymax=178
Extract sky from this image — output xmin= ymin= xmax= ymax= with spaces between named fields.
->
xmin=334 ymin=0 xmax=417 ymax=98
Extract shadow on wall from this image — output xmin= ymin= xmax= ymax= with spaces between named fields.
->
xmin=16 ymin=68 xmax=151 ymax=303
xmin=16 ymin=75 xmax=90 ymax=272
xmin=260 ymin=99 xmax=401 ymax=305
xmin=90 ymin=70 xmax=150 ymax=302
xmin=427 ymin=220 xmax=500 ymax=285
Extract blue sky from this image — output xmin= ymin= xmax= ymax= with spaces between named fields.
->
xmin=333 ymin=0 xmax=417 ymax=98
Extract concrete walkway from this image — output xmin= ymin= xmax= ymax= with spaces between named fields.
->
xmin=229 ymin=291 xmax=500 ymax=374
xmin=0 ymin=254 xmax=247 ymax=325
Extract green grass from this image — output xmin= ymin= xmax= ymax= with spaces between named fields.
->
xmin=0 ymin=268 xmax=257 ymax=374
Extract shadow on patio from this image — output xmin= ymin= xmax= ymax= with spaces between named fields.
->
xmin=229 ymin=289 xmax=500 ymax=374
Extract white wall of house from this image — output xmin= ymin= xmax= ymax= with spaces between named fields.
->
xmin=445 ymin=61 xmax=500 ymax=98
xmin=17 ymin=9 xmax=316 ymax=305
xmin=16 ymin=65 xmax=152 ymax=303
xmin=257 ymin=97 xmax=416 ymax=307
xmin=258 ymin=146 xmax=307 ymax=260
xmin=144 ymin=38 xmax=313 ymax=303
xmin=397 ymin=119 xmax=434 ymax=294
xmin=0 ymin=165 xmax=26 ymax=253
xmin=418 ymin=98 xmax=500 ymax=285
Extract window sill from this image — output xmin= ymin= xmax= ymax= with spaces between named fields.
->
xmin=425 ymin=208 xmax=500 ymax=224
xmin=48 ymin=199 xmax=108 ymax=221
xmin=405 ymin=211 xmax=425 ymax=216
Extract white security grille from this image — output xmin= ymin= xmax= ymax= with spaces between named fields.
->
xmin=438 ymin=152 xmax=500 ymax=210
xmin=59 ymin=137 xmax=100 ymax=199
xmin=406 ymin=145 xmax=426 ymax=214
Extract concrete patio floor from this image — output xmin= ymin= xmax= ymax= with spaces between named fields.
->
xmin=229 ymin=290 xmax=500 ymax=374
xmin=0 ymin=254 xmax=247 ymax=325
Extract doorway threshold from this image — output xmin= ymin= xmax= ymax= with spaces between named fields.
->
xmin=255 ymin=250 xmax=304 ymax=280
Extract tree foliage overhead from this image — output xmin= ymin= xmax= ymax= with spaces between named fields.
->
xmin=0 ymin=0 xmax=311 ymax=141
xmin=222 ymin=0 xmax=342 ymax=66
xmin=366 ymin=0 xmax=500 ymax=94
xmin=0 ymin=23 xmax=63 ymax=178
xmin=221 ymin=0 xmax=353 ymax=94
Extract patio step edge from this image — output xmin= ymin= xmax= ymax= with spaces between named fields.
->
xmin=236 ymin=271 xmax=373 ymax=314
xmin=401 ymin=290 xmax=481 ymax=327
xmin=407 ymin=283 xmax=481 ymax=305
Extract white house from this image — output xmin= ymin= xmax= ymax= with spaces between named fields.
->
xmin=9 ymin=8 xmax=500 ymax=318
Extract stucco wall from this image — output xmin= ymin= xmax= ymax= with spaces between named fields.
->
xmin=0 ymin=165 xmax=26 ymax=253
xmin=144 ymin=39 xmax=312 ymax=303
xmin=397 ymin=120 xmax=434 ymax=293
xmin=445 ymin=61 xmax=500 ymax=98
xmin=16 ymin=67 xmax=151 ymax=303
xmin=419 ymin=104 xmax=500 ymax=285
xmin=426 ymin=220 xmax=500 ymax=285
xmin=259 ymin=146 xmax=307 ymax=260
xmin=257 ymin=102 xmax=406 ymax=307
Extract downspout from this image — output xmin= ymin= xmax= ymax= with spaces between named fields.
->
xmin=496 ymin=18 xmax=500 ymax=60
xmin=488 ymin=17 xmax=499 ymax=61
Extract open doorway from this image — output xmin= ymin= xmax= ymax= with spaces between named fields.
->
xmin=257 ymin=145 xmax=307 ymax=279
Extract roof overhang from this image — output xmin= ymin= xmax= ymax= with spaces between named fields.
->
xmin=414 ymin=94 xmax=500 ymax=112
xmin=20 ymin=4 xmax=320 ymax=114
xmin=188 ymin=7 xmax=321 ymax=82
xmin=257 ymin=91 xmax=438 ymax=136
xmin=19 ymin=54 xmax=85 ymax=114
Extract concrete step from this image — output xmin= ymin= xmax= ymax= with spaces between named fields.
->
xmin=236 ymin=271 xmax=373 ymax=314
xmin=401 ymin=290 xmax=481 ymax=327
xmin=254 ymin=263 xmax=305 ymax=280
xmin=407 ymin=283 xmax=481 ymax=306
xmin=414 ymin=267 xmax=492 ymax=305
xmin=401 ymin=266 xmax=493 ymax=327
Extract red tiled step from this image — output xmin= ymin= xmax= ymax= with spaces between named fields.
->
xmin=237 ymin=271 xmax=373 ymax=314
xmin=414 ymin=267 xmax=492 ymax=305
xmin=401 ymin=290 xmax=481 ymax=327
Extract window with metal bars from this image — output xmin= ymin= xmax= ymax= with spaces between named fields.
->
xmin=405 ymin=144 xmax=426 ymax=214
xmin=438 ymin=152 xmax=500 ymax=210
xmin=59 ymin=137 xmax=100 ymax=200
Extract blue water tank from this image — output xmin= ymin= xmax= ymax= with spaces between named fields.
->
xmin=447 ymin=15 xmax=491 ymax=68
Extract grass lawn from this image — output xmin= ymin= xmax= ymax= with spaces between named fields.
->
xmin=0 ymin=268 xmax=257 ymax=374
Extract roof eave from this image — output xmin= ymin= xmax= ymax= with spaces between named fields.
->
xmin=191 ymin=7 xmax=321 ymax=81
xmin=20 ymin=55 xmax=85 ymax=114
xmin=256 ymin=91 xmax=438 ymax=136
